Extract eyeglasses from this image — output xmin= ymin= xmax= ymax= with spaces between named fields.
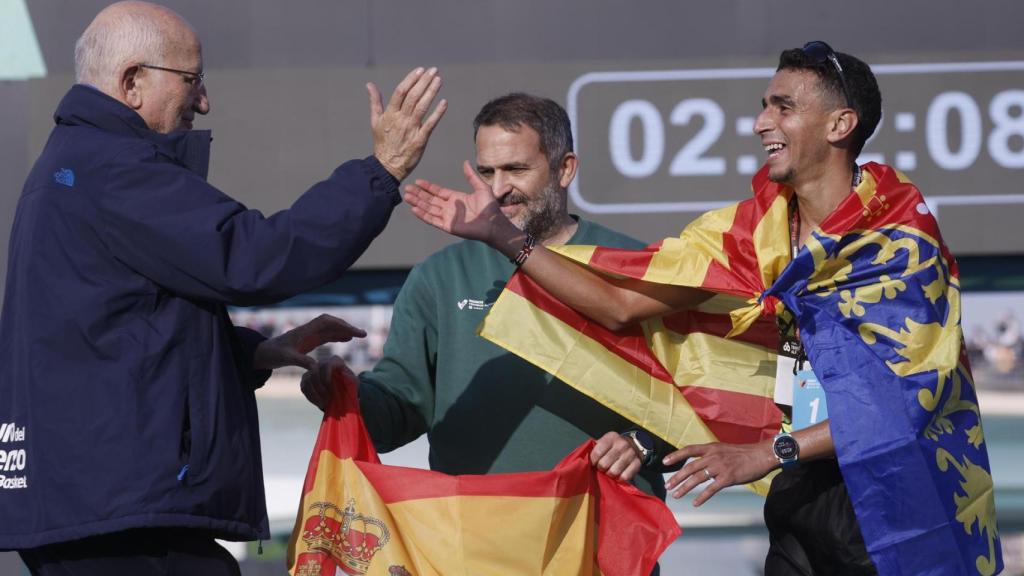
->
xmin=801 ymin=41 xmax=852 ymax=108
xmin=139 ymin=63 xmax=205 ymax=88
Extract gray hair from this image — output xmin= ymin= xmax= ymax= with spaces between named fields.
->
xmin=74 ymin=3 xmax=173 ymax=90
xmin=473 ymin=93 xmax=574 ymax=172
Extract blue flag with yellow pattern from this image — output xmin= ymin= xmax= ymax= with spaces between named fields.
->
xmin=764 ymin=163 xmax=1001 ymax=574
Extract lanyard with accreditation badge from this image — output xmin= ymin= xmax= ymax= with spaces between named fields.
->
xmin=774 ymin=166 xmax=860 ymax=430
xmin=775 ymin=317 xmax=827 ymax=431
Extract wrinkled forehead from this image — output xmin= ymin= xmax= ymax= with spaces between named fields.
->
xmin=476 ymin=124 xmax=541 ymax=149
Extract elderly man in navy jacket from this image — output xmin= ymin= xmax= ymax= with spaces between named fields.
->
xmin=0 ymin=1 xmax=446 ymax=574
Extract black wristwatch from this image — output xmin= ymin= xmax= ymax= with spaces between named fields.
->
xmin=772 ymin=432 xmax=800 ymax=470
xmin=621 ymin=429 xmax=656 ymax=467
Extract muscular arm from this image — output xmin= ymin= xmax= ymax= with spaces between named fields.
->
xmin=405 ymin=162 xmax=711 ymax=330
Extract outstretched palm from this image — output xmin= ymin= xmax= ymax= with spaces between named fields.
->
xmin=404 ymin=161 xmax=516 ymax=245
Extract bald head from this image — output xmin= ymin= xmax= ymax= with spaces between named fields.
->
xmin=74 ymin=1 xmax=209 ymax=133
xmin=74 ymin=1 xmax=197 ymax=94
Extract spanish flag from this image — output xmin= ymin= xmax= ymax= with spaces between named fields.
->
xmin=480 ymin=163 xmax=1001 ymax=574
xmin=286 ymin=369 xmax=680 ymax=575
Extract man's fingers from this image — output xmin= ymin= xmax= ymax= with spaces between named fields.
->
xmin=420 ymin=99 xmax=448 ymax=136
xmin=266 ymin=344 xmax=315 ymax=371
xmin=403 ymin=187 xmax=450 ymax=230
xmin=462 ymin=161 xmax=492 ymax=195
xmin=596 ymin=451 xmax=619 ymax=473
xmin=404 ymin=182 xmax=433 ymax=202
xmin=591 ymin=432 xmax=641 ymax=481
xmin=405 ymin=69 xmax=439 ymax=115
xmin=404 ymin=185 xmax=446 ymax=215
xmin=405 ymin=201 xmax=432 ymax=225
xmin=296 ymin=354 xmax=316 ymax=372
xmin=669 ymin=473 xmax=703 ymax=500
xmin=366 ymin=82 xmax=383 ymax=123
xmin=415 ymin=209 xmax=446 ymax=230
xmin=666 ymin=458 xmax=705 ymax=492
xmin=414 ymin=178 xmax=455 ymax=200
xmin=387 ymin=67 xmax=424 ymax=112
xmin=662 ymin=443 xmax=709 ymax=467
xmin=603 ymin=451 xmax=641 ymax=482
xmin=621 ymin=460 xmax=642 ymax=483
xmin=401 ymin=67 xmax=438 ymax=113
xmin=403 ymin=194 xmax=427 ymax=216
xmin=299 ymin=356 xmax=354 ymax=412
xmin=295 ymin=314 xmax=365 ymax=353
xmin=333 ymin=358 xmax=358 ymax=387
xmin=315 ymin=358 xmax=328 ymax=384
xmin=313 ymin=314 xmax=366 ymax=341
xmin=605 ymin=455 xmax=628 ymax=479
xmin=692 ymin=479 xmax=723 ymax=507
xmin=300 ymin=372 xmax=324 ymax=410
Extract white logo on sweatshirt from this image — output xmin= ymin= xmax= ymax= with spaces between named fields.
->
xmin=456 ymin=298 xmax=490 ymax=311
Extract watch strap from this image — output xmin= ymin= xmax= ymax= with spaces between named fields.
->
xmin=621 ymin=429 xmax=656 ymax=467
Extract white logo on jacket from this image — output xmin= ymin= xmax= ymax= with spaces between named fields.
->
xmin=0 ymin=422 xmax=29 ymax=489
xmin=0 ymin=422 xmax=25 ymax=443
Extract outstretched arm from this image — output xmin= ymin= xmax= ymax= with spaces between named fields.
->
xmin=404 ymin=162 xmax=711 ymax=329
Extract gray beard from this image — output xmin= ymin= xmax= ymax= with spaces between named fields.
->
xmin=513 ymin=182 xmax=569 ymax=242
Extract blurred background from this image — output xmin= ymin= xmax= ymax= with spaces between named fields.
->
xmin=2 ymin=1 xmax=1023 ymax=573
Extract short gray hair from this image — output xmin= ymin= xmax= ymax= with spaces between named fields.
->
xmin=74 ymin=4 xmax=170 ymax=90
xmin=473 ymin=93 xmax=574 ymax=172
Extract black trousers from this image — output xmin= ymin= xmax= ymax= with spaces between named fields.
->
xmin=18 ymin=528 xmax=241 ymax=576
xmin=763 ymin=459 xmax=878 ymax=576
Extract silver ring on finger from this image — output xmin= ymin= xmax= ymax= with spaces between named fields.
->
xmin=704 ymin=468 xmax=714 ymax=481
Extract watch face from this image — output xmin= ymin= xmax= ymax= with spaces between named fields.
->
xmin=774 ymin=435 xmax=799 ymax=460
xmin=624 ymin=430 xmax=654 ymax=465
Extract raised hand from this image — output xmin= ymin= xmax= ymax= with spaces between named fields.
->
xmin=404 ymin=160 xmax=520 ymax=246
xmin=368 ymin=67 xmax=448 ymax=181
xmin=252 ymin=314 xmax=365 ymax=372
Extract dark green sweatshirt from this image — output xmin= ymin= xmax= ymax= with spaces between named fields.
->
xmin=359 ymin=218 xmax=668 ymax=498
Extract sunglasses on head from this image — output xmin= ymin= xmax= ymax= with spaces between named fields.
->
xmin=802 ymin=41 xmax=853 ymax=108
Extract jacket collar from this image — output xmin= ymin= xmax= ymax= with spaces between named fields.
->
xmin=54 ymin=84 xmax=212 ymax=180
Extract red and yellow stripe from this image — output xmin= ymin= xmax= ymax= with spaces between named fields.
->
xmin=287 ymin=374 xmax=679 ymax=576
xmin=478 ymin=168 xmax=803 ymax=494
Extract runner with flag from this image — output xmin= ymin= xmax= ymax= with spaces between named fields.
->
xmin=404 ymin=43 xmax=1001 ymax=575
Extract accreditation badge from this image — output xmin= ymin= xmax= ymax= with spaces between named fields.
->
xmin=791 ymin=366 xmax=828 ymax=431
xmin=773 ymin=355 xmax=795 ymax=408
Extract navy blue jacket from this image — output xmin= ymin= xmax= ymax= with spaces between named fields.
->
xmin=0 ymin=85 xmax=400 ymax=548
